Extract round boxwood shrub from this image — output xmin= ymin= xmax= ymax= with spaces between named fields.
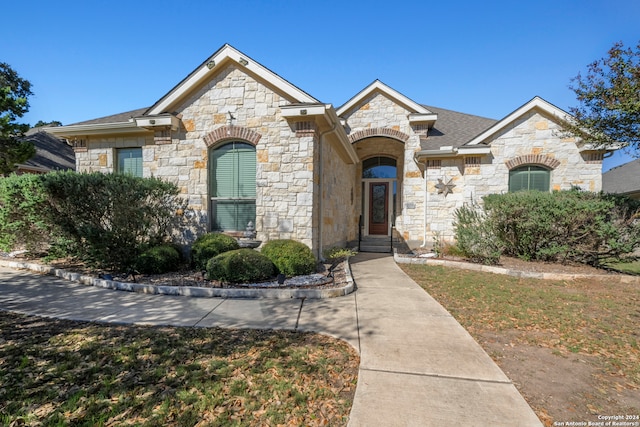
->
xmin=191 ymin=232 xmax=239 ymax=270
xmin=206 ymin=249 xmax=276 ymax=283
xmin=136 ymin=244 xmax=182 ymax=274
xmin=261 ymin=239 xmax=316 ymax=277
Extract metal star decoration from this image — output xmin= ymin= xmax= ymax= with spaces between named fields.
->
xmin=435 ymin=178 xmax=456 ymax=197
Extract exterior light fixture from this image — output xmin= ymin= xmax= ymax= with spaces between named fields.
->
xmin=239 ymin=58 xmax=248 ymax=66
xmin=206 ymin=60 xmax=216 ymax=69
xmin=300 ymin=109 xmax=307 ymax=115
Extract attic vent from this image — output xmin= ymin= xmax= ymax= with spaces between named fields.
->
xmin=413 ymin=124 xmax=429 ymax=136
xmin=585 ymin=153 xmax=604 ymax=163
xmin=464 ymin=156 xmax=481 ymax=166
xmin=295 ymin=121 xmax=316 ymax=136
xmin=426 ymin=159 xmax=441 ymax=168
xmin=71 ymin=138 xmax=87 ymax=152
xmin=154 ymin=129 xmax=172 ymax=145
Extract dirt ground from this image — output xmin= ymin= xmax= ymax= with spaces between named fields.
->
xmin=473 ymin=259 xmax=639 ymax=426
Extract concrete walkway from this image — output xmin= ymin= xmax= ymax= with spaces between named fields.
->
xmin=0 ymin=253 xmax=542 ymax=426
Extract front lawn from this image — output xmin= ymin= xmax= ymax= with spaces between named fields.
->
xmin=400 ymin=264 xmax=640 ymax=425
xmin=0 ymin=312 xmax=358 ymax=426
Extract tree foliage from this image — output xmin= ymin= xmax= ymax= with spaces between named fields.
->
xmin=0 ymin=62 xmax=35 ymax=175
xmin=568 ymin=41 xmax=640 ymax=152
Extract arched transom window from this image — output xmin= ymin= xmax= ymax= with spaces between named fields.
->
xmin=209 ymin=141 xmax=256 ymax=231
xmin=509 ymin=165 xmax=550 ymax=192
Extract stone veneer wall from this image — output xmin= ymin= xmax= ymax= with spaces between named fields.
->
xmin=424 ymin=110 xmax=603 ymax=243
xmin=78 ymin=64 xmax=321 ymax=251
xmin=341 ymin=92 xmax=425 ymax=243
xmin=319 ymin=134 xmax=359 ymax=252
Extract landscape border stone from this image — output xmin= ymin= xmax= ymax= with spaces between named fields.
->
xmin=393 ymin=250 xmax=640 ymax=283
xmin=0 ymin=258 xmax=355 ymax=299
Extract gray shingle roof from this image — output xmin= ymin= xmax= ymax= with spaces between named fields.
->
xmin=602 ymin=159 xmax=640 ymax=195
xmin=69 ymin=107 xmax=150 ymax=126
xmin=420 ymin=105 xmax=497 ymax=149
xmin=21 ymin=129 xmax=75 ymax=171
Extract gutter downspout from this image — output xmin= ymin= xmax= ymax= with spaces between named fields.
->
xmin=316 ymin=110 xmax=339 ymax=261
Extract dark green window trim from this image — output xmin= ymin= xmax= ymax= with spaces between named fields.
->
xmin=509 ymin=165 xmax=550 ymax=192
xmin=117 ymin=148 xmax=143 ymax=177
xmin=209 ymin=141 xmax=256 ymax=231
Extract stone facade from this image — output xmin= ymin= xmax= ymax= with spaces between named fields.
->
xmin=58 ymin=45 xmax=607 ymax=257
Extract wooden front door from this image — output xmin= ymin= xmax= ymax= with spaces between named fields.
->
xmin=369 ymin=182 xmax=389 ymax=235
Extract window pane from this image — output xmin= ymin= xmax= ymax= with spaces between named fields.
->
xmin=117 ymin=148 xmax=142 ymax=177
xmin=509 ymin=165 xmax=550 ymax=192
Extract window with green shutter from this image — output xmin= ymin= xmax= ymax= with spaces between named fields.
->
xmin=117 ymin=148 xmax=143 ymax=177
xmin=509 ymin=165 xmax=550 ymax=192
xmin=209 ymin=141 xmax=256 ymax=231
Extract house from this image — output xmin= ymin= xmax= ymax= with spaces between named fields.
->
xmin=602 ymin=159 xmax=640 ymax=199
xmin=16 ymin=128 xmax=75 ymax=174
xmin=46 ymin=44 xmax=609 ymax=257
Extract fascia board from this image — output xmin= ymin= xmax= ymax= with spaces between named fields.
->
xmin=45 ymin=121 xmax=147 ymax=137
xmin=466 ymin=96 xmax=573 ymax=146
xmin=148 ymin=45 xmax=318 ymax=115
xmin=457 ymin=146 xmax=491 ymax=155
xmin=280 ymin=104 xmax=327 ymax=117
xmin=134 ymin=115 xmax=180 ymax=130
xmin=337 ymin=80 xmax=432 ymax=117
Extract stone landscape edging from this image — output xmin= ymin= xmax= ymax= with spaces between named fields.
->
xmin=393 ymin=250 xmax=640 ymax=284
xmin=0 ymin=258 xmax=355 ymax=299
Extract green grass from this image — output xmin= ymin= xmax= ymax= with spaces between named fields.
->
xmin=606 ymin=259 xmax=640 ymax=275
xmin=400 ymin=264 xmax=640 ymax=387
xmin=0 ymin=312 xmax=358 ymax=426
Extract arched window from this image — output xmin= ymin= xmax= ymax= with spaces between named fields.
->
xmin=209 ymin=141 xmax=256 ymax=231
xmin=362 ymin=157 xmax=396 ymax=178
xmin=509 ymin=165 xmax=550 ymax=192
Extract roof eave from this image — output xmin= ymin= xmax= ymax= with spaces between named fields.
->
xmin=44 ymin=121 xmax=149 ymax=137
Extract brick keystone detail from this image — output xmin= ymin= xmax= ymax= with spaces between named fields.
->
xmin=505 ymin=154 xmax=561 ymax=170
xmin=348 ymin=127 xmax=410 ymax=144
xmin=203 ymin=126 xmax=262 ymax=147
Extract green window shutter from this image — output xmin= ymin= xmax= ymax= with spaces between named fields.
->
xmin=210 ymin=142 xmax=256 ymax=231
xmin=117 ymin=148 xmax=142 ymax=177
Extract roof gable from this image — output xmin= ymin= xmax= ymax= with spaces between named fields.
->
xmin=146 ymin=44 xmax=318 ymax=115
xmin=464 ymin=96 xmax=573 ymax=146
xmin=337 ymin=80 xmax=435 ymax=119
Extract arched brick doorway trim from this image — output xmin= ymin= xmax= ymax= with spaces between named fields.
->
xmin=348 ymin=127 xmax=410 ymax=144
xmin=203 ymin=126 xmax=262 ymax=147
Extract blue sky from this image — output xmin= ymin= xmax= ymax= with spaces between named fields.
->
xmin=3 ymin=0 xmax=639 ymax=171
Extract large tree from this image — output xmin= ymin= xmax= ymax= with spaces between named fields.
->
xmin=568 ymin=41 xmax=640 ymax=153
xmin=0 ymin=62 xmax=35 ymax=175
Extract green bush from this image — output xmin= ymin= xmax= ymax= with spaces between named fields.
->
xmin=0 ymin=173 xmax=51 ymax=252
xmin=191 ymin=233 xmax=240 ymax=270
xmin=41 ymin=171 xmax=184 ymax=270
xmin=261 ymin=239 xmax=316 ymax=277
xmin=482 ymin=190 xmax=640 ymax=266
xmin=453 ymin=204 xmax=502 ymax=265
xmin=136 ymin=245 xmax=182 ymax=274
xmin=323 ymin=246 xmax=357 ymax=262
xmin=206 ymin=249 xmax=276 ymax=283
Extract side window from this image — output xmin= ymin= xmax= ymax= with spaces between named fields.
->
xmin=509 ymin=165 xmax=550 ymax=192
xmin=117 ymin=148 xmax=142 ymax=177
xmin=209 ymin=141 xmax=256 ymax=231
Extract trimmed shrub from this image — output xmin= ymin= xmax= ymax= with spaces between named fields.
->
xmin=261 ymin=239 xmax=316 ymax=277
xmin=191 ymin=233 xmax=240 ymax=270
xmin=41 ymin=171 xmax=184 ymax=270
xmin=453 ymin=204 xmax=502 ymax=265
xmin=136 ymin=245 xmax=182 ymax=274
xmin=0 ymin=173 xmax=51 ymax=252
xmin=206 ymin=248 xmax=276 ymax=283
xmin=482 ymin=190 xmax=640 ymax=266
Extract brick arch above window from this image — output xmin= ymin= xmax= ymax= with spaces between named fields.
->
xmin=505 ymin=154 xmax=560 ymax=171
xmin=348 ymin=127 xmax=410 ymax=144
xmin=203 ymin=126 xmax=262 ymax=148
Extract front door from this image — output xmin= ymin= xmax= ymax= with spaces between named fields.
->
xmin=369 ymin=182 xmax=389 ymax=235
